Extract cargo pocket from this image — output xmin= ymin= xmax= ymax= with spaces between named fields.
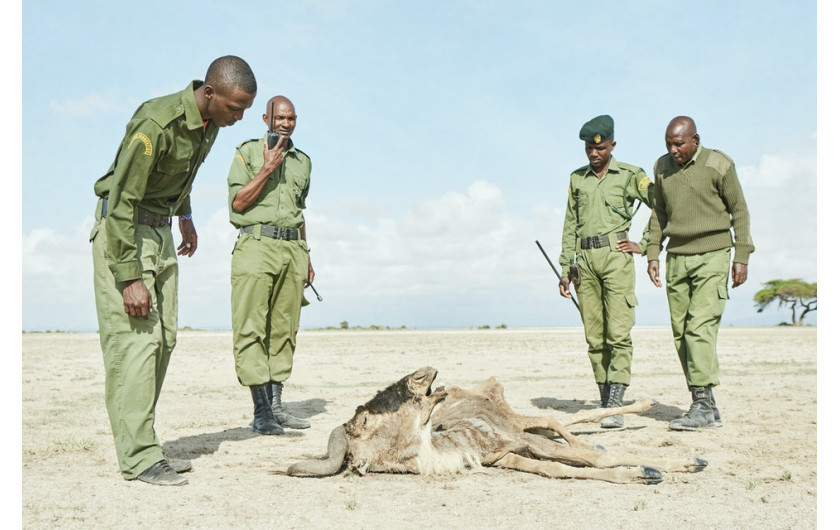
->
xmin=717 ymin=284 xmax=730 ymax=300
xmin=89 ymin=219 xmax=101 ymax=243
xmin=624 ymin=293 xmax=639 ymax=308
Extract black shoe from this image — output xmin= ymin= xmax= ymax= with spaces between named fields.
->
xmin=250 ymin=384 xmax=284 ymax=435
xmin=710 ymin=388 xmax=722 ymax=427
xmin=669 ymin=386 xmax=716 ymax=431
xmin=270 ymin=382 xmax=311 ymax=429
xmin=597 ymin=382 xmax=610 ymax=408
xmin=600 ymin=383 xmax=626 ymax=429
xmin=136 ymin=460 xmax=188 ymax=486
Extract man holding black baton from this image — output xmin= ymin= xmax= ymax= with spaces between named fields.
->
xmin=558 ymin=115 xmax=654 ymax=428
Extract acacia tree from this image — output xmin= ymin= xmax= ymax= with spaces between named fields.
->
xmin=753 ymin=279 xmax=817 ymax=325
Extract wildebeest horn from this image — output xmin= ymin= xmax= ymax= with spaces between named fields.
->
xmin=287 ymin=425 xmax=349 ymax=476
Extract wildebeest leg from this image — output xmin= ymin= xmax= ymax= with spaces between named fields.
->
xmin=523 ymin=436 xmax=708 ymax=474
xmin=491 ymin=453 xmax=662 ymax=485
xmin=518 ymin=400 xmax=656 ymax=449
xmin=560 ymin=398 xmax=655 ymax=427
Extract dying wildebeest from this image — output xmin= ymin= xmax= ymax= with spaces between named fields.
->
xmin=286 ymin=367 xmax=707 ymax=484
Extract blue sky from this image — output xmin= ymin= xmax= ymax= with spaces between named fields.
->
xmin=19 ymin=0 xmax=822 ymax=332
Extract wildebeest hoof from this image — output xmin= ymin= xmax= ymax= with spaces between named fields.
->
xmin=691 ymin=457 xmax=708 ymax=472
xmin=640 ymin=466 xmax=663 ymax=485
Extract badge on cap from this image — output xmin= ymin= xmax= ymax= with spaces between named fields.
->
xmin=594 ymin=134 xmax=602 ymax=144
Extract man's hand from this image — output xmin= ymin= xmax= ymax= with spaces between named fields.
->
xmin=263 ymin=136 xmax=287 ymax=173
xmin=558 ymin=277 xmax=572 ymax=299
xmin=647 ymin=260 xmax=662 ymax=288
xmin=177 ymin=217 xmax=198 ymax=257
xmin=123 ymin=278 xmax=152 ymax=318
xmin=617 ymin=238 xmax=641 ymax=254
xmin=306 ymin=257 xmax=315 ymax=287
xmin=732 ymin=262 xmax=748 ymax=288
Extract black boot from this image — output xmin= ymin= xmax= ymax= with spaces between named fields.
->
xmin=710 ymin=388 xmax=722 ymax=427
xmin=250 ymin=384 xmax=284 ymax=435
xmin=270 ymin=382 xmax=311 ymax=429
xmin=600 ymin=383 xmax=626 ymax=429
xmin=597 ymin=382 xmax=610 ymax=408
xmin=669 ymin=385 xmax=716 ymax=431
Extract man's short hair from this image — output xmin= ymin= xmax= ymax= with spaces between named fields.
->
xmin=205 ymin=55 xmax=257 ymax=95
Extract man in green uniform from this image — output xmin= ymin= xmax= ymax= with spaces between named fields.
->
xmin=558 ymin=115 xmax=654 ymax=429
xmin=646 ymin=116 xmax=754 ymax=431
xmin=90 ymin=56 xmax=257 ymax=486
xmin=227 ymin=95 xmax=314 ymax=435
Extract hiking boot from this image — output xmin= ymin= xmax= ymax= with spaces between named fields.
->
xmin=270 ymin=382 xmax=311 ymax=429
xmin=597 ymin=382 xmax=610 ymax=408
xmin=136 ymin=460 xmax=188 ymax=486
xmin=600 ymin=383 xmax=626 ymax=429
xmin=669 ymin=385 xmax=716 ymax=431
xmin=250 ymin=384 xmax=284 ymax=435
xmin=710 ymin=388 xmax=722 ymax=428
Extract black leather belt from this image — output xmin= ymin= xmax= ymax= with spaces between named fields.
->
xmin=240 ymin=225 xmax=300 ymax=240
xmin=99 ymin=198 xmax=171 ymax=228
xmin=580 ymin=231 xmax=627 ymax=249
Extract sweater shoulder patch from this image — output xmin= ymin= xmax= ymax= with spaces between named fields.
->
xmin=704 ymin=149 xmax=734 ymax=175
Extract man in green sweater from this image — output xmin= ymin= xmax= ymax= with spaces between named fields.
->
xmin=646 ymin=116 xmax=754 ymax=431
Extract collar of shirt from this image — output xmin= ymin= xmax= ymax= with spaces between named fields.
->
xmin=182 ymin=80 xmax=207 ymax=131
xmin=682 ymin=144 xmax=703 ymax=168
xmin=584 ymin=155 xmax=620 ymax=178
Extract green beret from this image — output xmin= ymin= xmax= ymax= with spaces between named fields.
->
xmin=579 ymin=115 xmax=614 ymax=144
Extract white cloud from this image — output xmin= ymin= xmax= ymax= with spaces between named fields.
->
xmin=738 ymin=148 xmax=816 ymax=190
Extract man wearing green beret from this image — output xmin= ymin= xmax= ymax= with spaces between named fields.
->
xmin=227 ymin=95 xmax=314 ymax=435
xmin=558 ymin=114 xmax=654 ymax=428
xmin=90 ymin=56 xmax=257 ymax=486
xmin=646 ymin=116 xmax=754 ymax=430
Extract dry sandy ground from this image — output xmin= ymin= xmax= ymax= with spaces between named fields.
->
xmin=22 ymin=326 xmax=817 ymax=529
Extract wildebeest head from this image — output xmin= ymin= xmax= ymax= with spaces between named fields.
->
xmin=343 ymin=366 xmax=447 ymax=473
xmin=287 ymin=366 xmax=446 ymax=476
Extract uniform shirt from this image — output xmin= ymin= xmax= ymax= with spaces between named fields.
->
xmin=559 ymin=156 xmax=653 ymax=276
xmin=227 ymin=135 xmax=312 ymax=229
xmin=93 ymin=80 xmax=219 ymax=281
xmin=646 ymin=145 xmax=754 ymax=264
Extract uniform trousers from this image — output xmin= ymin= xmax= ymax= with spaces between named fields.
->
xmin=664 ymin=247 xmax=731 ymax=388
xmin=230 ymin=233 xmax=308 ymax=387
xmin=576 ymin=245 xmax=638 ymax=386
xmin=91 ymin=213 xmax=178 ymax=479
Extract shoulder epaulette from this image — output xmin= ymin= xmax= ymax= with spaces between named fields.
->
xmin=704 ymin=149 xmax=734 ymax=175
xmin=237 ymin=138 xmax=261 ymax=149
xmin=571 ymin=164 xmax=589 ymax=176
xmin=616 ymin=161 xmax=644 ymax=174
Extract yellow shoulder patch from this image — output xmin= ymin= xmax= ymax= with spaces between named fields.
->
xmin=638 ymin=175 xmax=652 ymax=192
xmin=234 ymin=153 xmax=245 ymax=164
xmin=129 ymin=132 xmax=153 ymax=155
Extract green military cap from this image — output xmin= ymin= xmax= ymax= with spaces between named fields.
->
xmin=579 ymin=115 xmax=614 ymax=144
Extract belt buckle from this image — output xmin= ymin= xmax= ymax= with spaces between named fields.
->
xmin=592 ymin=237 xmax=602 ymax=249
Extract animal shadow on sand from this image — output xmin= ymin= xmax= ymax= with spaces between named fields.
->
xmin=162 ymin=398 xmax=329 ymax=459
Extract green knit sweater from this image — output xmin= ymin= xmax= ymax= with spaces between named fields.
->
xmin=646 ymin=145 xmax=754 ymax=264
